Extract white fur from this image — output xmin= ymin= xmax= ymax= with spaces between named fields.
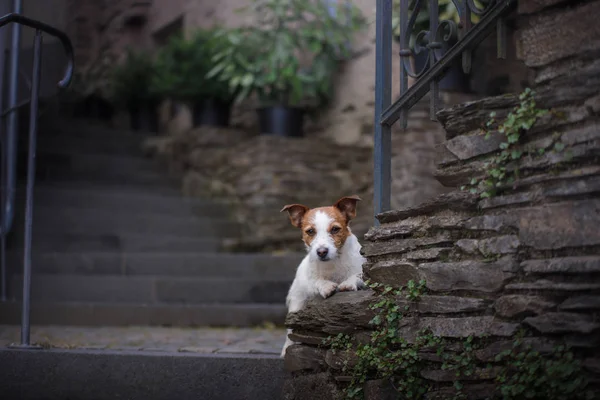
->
xmin=281 ymin=211 xmax=366 ymax=357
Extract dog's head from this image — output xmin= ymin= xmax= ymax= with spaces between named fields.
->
xmin=281 ymin=195 xmax=361 ymax=262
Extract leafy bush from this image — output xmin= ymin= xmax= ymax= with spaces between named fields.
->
xmin=152 ymin=29 xmax=236 ymax=104
xmin=213 ymin=0 xmax=367 ymax=108
xmin=109 ymin=50 xmax=159 ymax=108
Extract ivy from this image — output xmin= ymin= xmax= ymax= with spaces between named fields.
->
xmin=324 ymin=280 xmax=594 ymax=400
xmin=495 ymin=340 xmax=594 ymax=400
xmin=462 ymin=88 xmax=549 ymax=198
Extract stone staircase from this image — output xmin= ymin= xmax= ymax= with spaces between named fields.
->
xmin=0 ymin=119 xmax=303 ymax=328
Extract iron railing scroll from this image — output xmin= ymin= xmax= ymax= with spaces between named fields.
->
xmin=0 ymin=12 xmax=74 ymax=348
xmin=373 ymin=0 xmax=517 ymax=224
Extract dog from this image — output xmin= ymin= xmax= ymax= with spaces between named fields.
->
xmin=279 ymin=195 xmax=366 ymax=358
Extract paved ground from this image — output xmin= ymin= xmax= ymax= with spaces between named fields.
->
xmin=0 ymin=325 xmax=286 ymax=354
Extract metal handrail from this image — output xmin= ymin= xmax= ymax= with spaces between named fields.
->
xmin=373 ymin=0 xmax=516 ymax=224
xmin=0 ymin=12 xmax=74 ymax=348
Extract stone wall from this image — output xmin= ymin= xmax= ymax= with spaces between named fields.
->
xmin=281 ymin=0 xmax=600 ymax=398
xmin=144 ymin=98 xmax=450 ymax=252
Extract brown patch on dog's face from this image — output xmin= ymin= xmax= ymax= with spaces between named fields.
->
xmin=281 ymin=195 xmax=362 ymax=257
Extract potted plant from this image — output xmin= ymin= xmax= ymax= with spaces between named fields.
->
xmin=109 ymin=49 xmax=160 ymax=132
xmin=152 ymin=29 xmax=238 ymax=128
xmin=391 ymin=0 xmax=479 ymax=92
xmin=211 ymin=0 xmax=367 ymax=137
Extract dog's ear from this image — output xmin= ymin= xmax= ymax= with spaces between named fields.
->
xmin=281 ymin=204 xmax=310 ymax=228
xmin=333 ymin=195 xmax=362 ymax=222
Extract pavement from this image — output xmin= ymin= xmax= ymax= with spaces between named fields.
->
xmin=0 ymin=325 xmax=286 ymax=354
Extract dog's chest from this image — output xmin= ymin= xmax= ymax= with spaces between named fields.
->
xmin=314 ymin=262 xmax=352 ymax=283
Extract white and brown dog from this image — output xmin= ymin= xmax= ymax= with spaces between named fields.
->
xmin=280 ymin=195 xmax=366 ymax=357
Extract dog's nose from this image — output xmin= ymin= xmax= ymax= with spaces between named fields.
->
xmin=316 ymin=247 xmax=329 ymax=259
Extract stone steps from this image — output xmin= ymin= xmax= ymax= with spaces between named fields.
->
xmin=10 ymin=274 xmax=291 ymax=304
xmin=0 ymin=301 xmax=288 ymax=327
xmin=8 ymin=252 xmax=301 ymax=279
xmin=10 ymin=232 xmax=222 ymax=252
xmin=17 ymin=185 xmax=231 ymax=218
xmin=0 ymin=348 xmax=284 ymax=400
xmin=3 ymin=118 xmax=298 ymax=329
xmin=12 ymin=206 xmax=240 ymax=238
xmin=36 ymin=132 xmax=148 ymax=156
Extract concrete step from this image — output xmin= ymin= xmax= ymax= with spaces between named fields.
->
xmin=10 ymin=252 xmax=302 ymax=279
xmin=36 ymin=132 xmax=145 ymax=156
xmin=35 ymin=152 xmax=158 ymax=173
xmin=0 ymin=348 xmax=284 ymax=400
xmin=19 ymin=185 xmax=231 ymax=218
xmin=10 ymin=274 xmax=292 ymax=304
xmin=34 ymin=166 xmax=175 ymax=187
xmin=9 ymin=231 xmax=222 ymax=252
xmin=25 ymin=181 xmax=185 ymax=197
xmin=43 ymin=120 xmax=157 ymax=140
xmin=12 ymin=207 xmax=240 ymax=237
xmin=0 ymin=301 xmax=287 ymax=327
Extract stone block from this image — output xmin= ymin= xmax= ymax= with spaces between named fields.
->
xmin=284 ymin=345 xmax=327 ymax=373
xmin=375 ymin=192 xmax=477 ymax=224
xmin=494 ymin=295 xmax=557 ymax=318
xmin=506 ymin=280 xmax=600 ymax=291
xmin=421 ymin=367 xmax=501 ymax=382
xmin=436 ymin=130 xmax=505 ymax=166
xmin=418 ymin=257 xmax=517 ymax=293
xmin=363 ymin=379 xmax=397 ymax=400
xmin=325 ymin=349 xmax=358 ymax=370
xmin=456 ymin=235 xmax=520 ymax=256
xmin=559 ymin=296 xmax=600 ymax=311
xmin=286 ymin=291 xmax=377 ymax=334
xmin=522 ymin=256 xmax=600 ymax=274
xmin=400 ymin=316 xmax=519 ymax=339
xmin=282 ymin=372 xmax=344 ymax=400
xmin=398 ymin=295 xmax=489 ymax=314
xmin=362 ymin=234 xmax=453 ymax=259
xmin=524 ymin=312 xmax=600 ymax=334
xmin=364 ymin=260 xmax=419 ymax=287
xmin=517 ymin=1 xmax=600 ymax=68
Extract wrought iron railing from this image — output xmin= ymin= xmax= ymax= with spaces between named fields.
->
xmin=373 ymin=0 xmax=517 ymax=223
xmin=0 ymin=12 xmax=74 ymax=348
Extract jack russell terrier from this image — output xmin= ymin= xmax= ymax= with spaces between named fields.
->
xmin=280 ymin=195 xmax=366 ymax=357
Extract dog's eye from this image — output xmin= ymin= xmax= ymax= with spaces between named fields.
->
xmin=305 ymin=228 xmax=316 ymax=236
xmin=330 ymin=226 xmax=341 ymax=234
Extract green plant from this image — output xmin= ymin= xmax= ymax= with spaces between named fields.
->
xmin=391 ymin=0 xmax=483 ymax=47
xmin=495 ymin=340 xmax=594 ymax=400
xmin=109 ymin=49 xmax=159 ymax=108
xmin=231 ymin=0 xmax=367 ymax=108
xmin=324 ymin=278 xmax=593 ymax=399
xmin=326 ymin=280 xmax=433 ymax=399
xmin=152 ymin=28 xmax=235 ymax=104
xmin=462 ymin=88 xmax=549 ymax=198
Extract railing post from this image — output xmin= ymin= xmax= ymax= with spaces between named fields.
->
xmin=0 ymin=1 xmax=10 ymax=303
xmin=12 ymin=29 xmax=43 ymax=349
xmin=373 ymin=0 xmax=392 ymax=225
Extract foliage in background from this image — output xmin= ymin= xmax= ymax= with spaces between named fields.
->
xmin=151 ymin=29 xmax=236 ymax=104
xmin=108 ymin=50 xmax=159 ymax=108
xmin=225 ymin=0 xmax=368 ymax=108
xmin=391 ymin=0 xmax=483 ymax=47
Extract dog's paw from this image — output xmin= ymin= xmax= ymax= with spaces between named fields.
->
xmin=318 ymin=281 xmax=338 ymax=299
xmin=338 ymin=281 xmax=358 ymax=292
xmin=338 ymin=276 xmax=364 ymax=292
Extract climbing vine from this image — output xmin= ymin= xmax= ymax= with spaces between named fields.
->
xmin=462 ymin=88 xmax=550 ymax=198
xmin=325 ymin=280 xmax=594 ymax=400
xmin=494 ymin=338 xmax=595 ymax=400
